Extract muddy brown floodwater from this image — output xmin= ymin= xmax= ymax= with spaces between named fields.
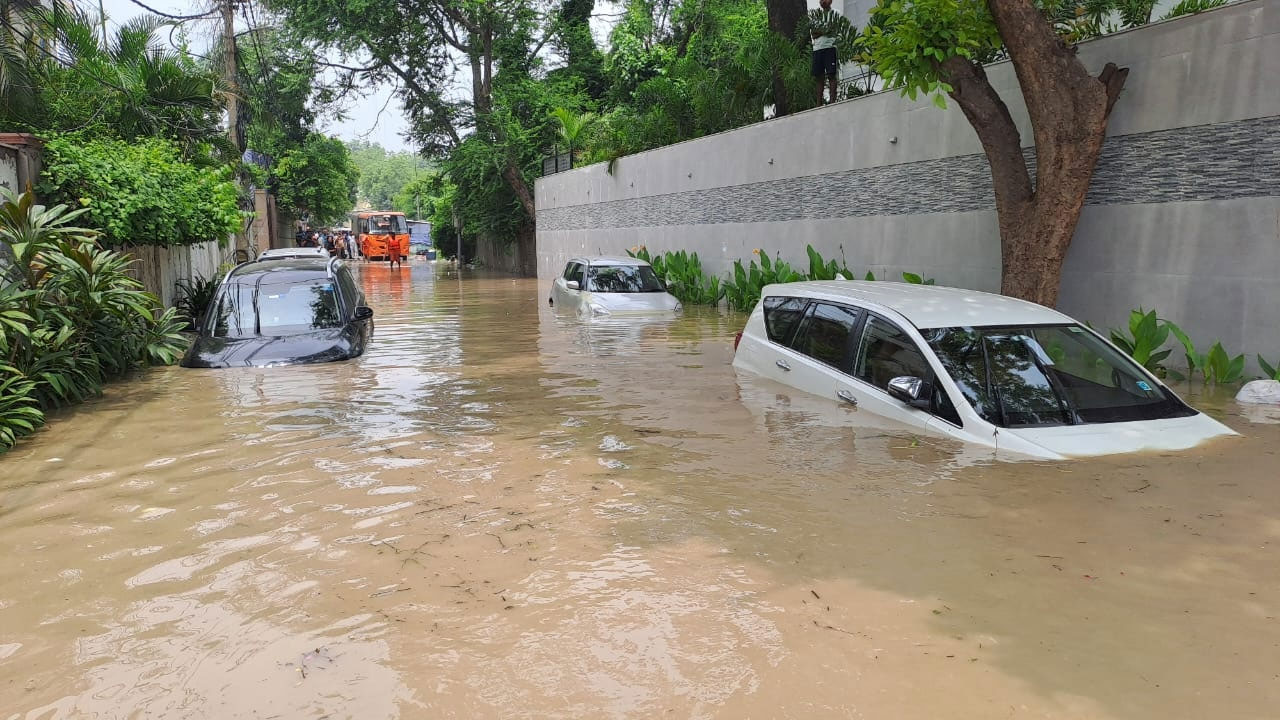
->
xmin=2 ymin=264 xmax=1279 ymax=719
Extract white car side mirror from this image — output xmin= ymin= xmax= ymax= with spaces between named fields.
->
xmin=566 ymin=280 xmax=580 ymax=290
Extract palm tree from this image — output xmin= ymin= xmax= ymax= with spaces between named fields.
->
xmin=1 ymin=4 xmax=225 ymax=156
xmin=551 ymin=107 xmax=598 ymax=166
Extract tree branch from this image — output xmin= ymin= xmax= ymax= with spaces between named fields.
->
xmin=938 ymin=55 xmax=1033 ymax=208
xmin=1099 ymin=62 xmax=1128 ymax=116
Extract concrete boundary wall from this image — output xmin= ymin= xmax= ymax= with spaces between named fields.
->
xmin=535 ymin=0 xmax=1280 ymax=367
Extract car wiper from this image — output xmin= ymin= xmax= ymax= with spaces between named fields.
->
xmin=980 ymin=335 xmax=1009 ymax=427
xmin=252 ymin=275 xmax=263 ymax=336
xmin=1016 ymin=335 xmax=1077 ymax=425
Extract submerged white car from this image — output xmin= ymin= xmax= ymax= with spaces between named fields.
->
xmin=732 ymin=281 xmax=1235 ymax=460
xmin=549 ymin=256 xmax=682 ymax=317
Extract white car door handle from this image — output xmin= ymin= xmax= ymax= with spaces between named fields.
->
xmin=836 ymin=389 xmax=858 ymax=407
xmin=775 ymin=359 xmax=791 ymax=371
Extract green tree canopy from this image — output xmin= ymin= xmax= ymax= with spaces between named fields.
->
xmin=273 ymin=134 xmax=360 ymax=225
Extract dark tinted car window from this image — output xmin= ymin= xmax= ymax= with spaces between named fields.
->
xmin=562 ymin=263 xmax=578 ymax=280
xmin=854 ymin=316 xmax=931 ymax=391
xmin=570 ymin=264 xmax=585 ymax=286
xmin=335 ymin=266 xmax=361 ymax=314
xmin=789 ymin=302 xmax=860 ymax=370
xmin=762 ymin=296 xmax=808 ymax=344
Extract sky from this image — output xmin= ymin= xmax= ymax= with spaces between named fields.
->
xmin=97 ymin=0 xmax=413 ymax=151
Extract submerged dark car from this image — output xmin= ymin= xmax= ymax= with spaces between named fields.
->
xmin=181 ymin=256 xmax=374 ymax=368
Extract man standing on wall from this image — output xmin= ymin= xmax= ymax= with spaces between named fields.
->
xmin=810 ymin=0 xmax=841 ymax=105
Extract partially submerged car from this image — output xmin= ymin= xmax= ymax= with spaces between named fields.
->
xmin=550 ymin=256 xmax=681 ymax=317
xmin=732 ymin=281 xmax=1234 ymax=459
xmin=181 ymin=256 xmax=374 ymax=368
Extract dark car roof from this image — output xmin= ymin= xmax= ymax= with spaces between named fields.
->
xmin=229 ymin=257 xmax=332 ymax=280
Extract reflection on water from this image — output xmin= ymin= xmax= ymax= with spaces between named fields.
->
xmin=2 ymin=260 xmax=1280 ymax=719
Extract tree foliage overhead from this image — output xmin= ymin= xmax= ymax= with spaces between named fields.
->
xmin=0 ymin=4 xmax=227 ymax=158
xmin=272 ymin=133 xmax=360 ymax=225
xmin=347 ymin=141 xmax=429 ymax=211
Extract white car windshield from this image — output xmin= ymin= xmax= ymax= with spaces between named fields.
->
xmin=586 ymin=265 xmax=666 ymax=293
xmin=922 ymin=325 xmax=1196 ymax=427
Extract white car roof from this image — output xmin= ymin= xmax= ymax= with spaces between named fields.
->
xmin=569 ymin=256 xmax=649 ymax=267
xmin=260 ymin=247 xmax=329 ymax=259
xmin=762 ymin=281 xmax=1074 ymax=329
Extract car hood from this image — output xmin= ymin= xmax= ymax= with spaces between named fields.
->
xmin=181 ymin=329 xmax=352 ymax=368
xmin=584 ymin=291 xmax=681 ymax=313
xmin=1004 ymin=412 xmax=1237 ymax=458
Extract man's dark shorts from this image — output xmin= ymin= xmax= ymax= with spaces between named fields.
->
xmin=811 ymin=47 xmax=837 ymax=77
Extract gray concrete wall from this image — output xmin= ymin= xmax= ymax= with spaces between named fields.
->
xmin=536 ymin=0 xmax=1280 ymax=369
xmin=0 ymin=147 xmax=17 ymax=195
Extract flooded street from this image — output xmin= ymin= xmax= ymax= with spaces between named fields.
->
xmin=3 ymin=264 xmax=1279 ymax=719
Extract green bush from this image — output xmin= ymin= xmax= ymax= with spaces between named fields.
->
xmin=723 ymin=250 xmax=805 ymax=312
xmin=38 ymin=136 xmax=241 ymax=247
xmin=1109 ymin=308 xmax=1176 ymax=376
xmin=626 ymin=246 xmax=724 ymax=306
xmin=0 ymin=189 xmax=187 ymax=452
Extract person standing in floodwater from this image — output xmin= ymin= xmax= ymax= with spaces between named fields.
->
xmin=387 ymin=235 xmax=403 ymax=270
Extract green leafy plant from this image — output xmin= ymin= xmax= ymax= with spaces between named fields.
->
xmin=0 ymin=188 xmax=188 ymax=452
xmin=0 ymin=365 xmax=42 ymax=450
xmin=174 ymin=275 xmax=220 ymax=331
xmin=805 ymin=245 xmax=854 ymax=281
xmin=723 ymin=250 xmax=805 ymax=312
xmin=1165 ymin=324 xmax=1244 ymax=385
xmin=1109 ymin=308 xmax=1174 ymax=375
xmin=901 ymin=272 xmax=936 ymax=285
xmin=1259 ymin=357 xmax=1280 ymax=381
xmin=39 ymin=136 xmax=242 ymax=248
xmin=625 ymin=246 xmax=723 ymax=306
xmin=1204 ymin=342 xmax=1246 ymax=385
xmin=1161 ymin=0 xmax=1227 ymax=20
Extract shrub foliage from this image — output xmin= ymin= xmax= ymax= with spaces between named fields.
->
xmin=0 ymin=189 xmax=187 ymax=452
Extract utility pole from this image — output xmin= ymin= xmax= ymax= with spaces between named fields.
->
xmin=219 ymin=0 xmax=247 ymax=256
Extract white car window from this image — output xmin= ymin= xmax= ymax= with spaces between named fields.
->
xmin=856 ymin=315 xmax=962 ymax=426
xmin=854 ymin=316 xmax=931 ymax=390
xmin=762 ymin=296 xmax=808 ymax=344
xmin=788 ymin=303 xmax=860 ymax=371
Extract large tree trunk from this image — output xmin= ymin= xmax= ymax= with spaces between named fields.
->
xmin=938 ymin=0 xmax=1127 ymax=306
xmin=514 ymin=221 xmax=536 ymax=277
xmin=766 ymin=0 xmax=806 ymax=117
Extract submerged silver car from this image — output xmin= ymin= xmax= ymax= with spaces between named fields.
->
xmin=549 ymin=256 xmax=682 ymax=317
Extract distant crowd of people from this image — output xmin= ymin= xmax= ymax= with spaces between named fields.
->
xmin=296 ymin=228 xmax=357 ymax=260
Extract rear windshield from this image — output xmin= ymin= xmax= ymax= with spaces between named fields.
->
xmin=211 ymin=276 xmax=343 ymax=337
xmin=922 ymin=324 xmax=1195 ymax=427
xmin=586 ymin=265 xmax=665 ymax=293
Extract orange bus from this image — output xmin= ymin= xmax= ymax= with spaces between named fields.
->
xmin=350 ymin=211 xmax=410 ymax=261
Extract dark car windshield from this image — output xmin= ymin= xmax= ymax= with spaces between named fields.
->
xmin=211 ymin=275 xmax=343 ymax=338
xmin=586 ymin=265 xmax=665 ymax=293
xmin=922 ymin=324 xmax=1195 ymax=428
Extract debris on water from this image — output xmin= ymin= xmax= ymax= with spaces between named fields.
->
xmin=598 ymin=435 xmax=631 ymax=452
